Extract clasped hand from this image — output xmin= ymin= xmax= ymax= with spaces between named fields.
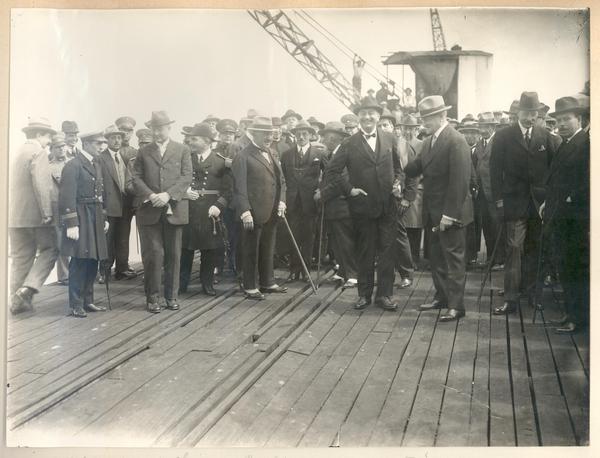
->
xmin=150 ymin=192 xmax=170 ymax=207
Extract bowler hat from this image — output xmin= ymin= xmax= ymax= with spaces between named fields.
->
xmin=517 ymin=92 xmax=545 ymax=111
xmin=61 ymin=120 xmax=79 ymax=134
xmin=353 ymin=96 xmax=383 ymax=115
xmin=115 ymin=116 xmax=136 ymax=130
xmin=380 ymin=108 xmax=396 ymax=125
xmin=398 ymin=113 xmax=420 ymax=127
xmin=281 ymin=109 xmax=303 ymax=122
xmin=504 ymin=100 xmax=520 ymax=115
xmin=80 ymin=131 xmax=107 ymax=143
xmin=203 ymin=114 xmax=220 ymax=124
xmin=136 ymin=128 xmax=153 ymax=143
xmin=291 ymin=120 xmax=316 ymax=135
xmin=188 ymin=123 xmax=216 ymax=141
xmin=549 ymin=96 xmax=586 ymax=117
xmin=340 ymin=113 xmax=359 ymax=127
xmin=145 ymin=110 xmax=175 ymax=128
xmin=104 ymin=124 xmax=126 ymax=138
xmin=319 ymin=121 xmax=349 ymax=137
xmin=50 ymin=132 xmax=66 ymax=147
xmin=478 ymin=112 xmax=498 ymax=125
xmin=216 ymin=118 xmax=238 ymax=134
xmin=307 ymin=116 xmax=325 ymax=131
xmin=22 ymin=117 xmax=56 ymax=135
xmin=247 ymin=116 xmax=275 ymax=132
xmin=417 ymin=95 xmax=452 ymax=118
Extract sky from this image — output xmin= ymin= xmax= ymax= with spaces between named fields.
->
xmin=9 ymin=7 xmax=589 ymax=149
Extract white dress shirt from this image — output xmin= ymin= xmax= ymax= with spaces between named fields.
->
xmin=360 ymin=127 xmax=377 ymax=152
xmin=156 ymin=138 xmax=170 ymax=157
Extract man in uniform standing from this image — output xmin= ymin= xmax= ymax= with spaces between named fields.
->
xmin=132 ymin=111 xmax=192 ymax=313
xmin=179 ymin=124 xmax=233 ymax=295
xmin=59 ymin=131 xmax=110 ymax=317
xmin=341 ymin=113 xmax=359 ymax=136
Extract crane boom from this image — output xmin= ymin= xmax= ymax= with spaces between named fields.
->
xmin=248 ymin=9 xmax=358 ymax=110
xmin=430 ymin=8 xmax=447 ymax=51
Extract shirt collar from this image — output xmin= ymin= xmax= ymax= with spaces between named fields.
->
xmin=433 ymin=121 xmax=448 ymax=140
xmin=108 ymin=148 xmax=119 ymax=157
xmin=566 ymin=127 xmax=582 ymax=143
xmin=156 ymin=138 xmax=170 ymax=149
xmin=360 ymin=127 xmax=377 ymax=137
xmin=298 ymin=142 xmax=310 ymax=154
xmin=518 ymin=121 xmax=531 ymax=136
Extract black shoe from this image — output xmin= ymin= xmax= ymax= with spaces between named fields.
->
xmin=419 ymin=299 xmax=445 ymax=311
xmin=493 ymin=302 xmax=516 ymax=315
xmin=57 ymin=279 xmax=69 ymax=286
xmin=554 ymin=322 xmax=577 ymax=334
xmin=98 ymin=274 xmax=106 ymax=284
xmin=71 ymin=306 xmax=87 ymax=318
xmin=354 ymin=297 xmax=371 ymax=310
xmin=550 ymin=315 xmax=569 ymax=326
xmin=164 ymin=299 xmax=180 ymax=311
xmin=10 ymin=287 xmax=34 ymax=314
xmin=84 ymin=303 xmax=107 ymax=312
xmin=260 ymin=285 xmax=288 ymax=294
xmin=202 ymin=285 xmax=217 ymax=296
xmin=376 ymin=296 xmax=398 ymax=311
xmin=147 ymin=298 xmax=161 ymax=313
xmin=115 ymin=270 xmax=137 ymax=280
xmin=244 ymin=291 xmax=265 ymax=300
xmin=439 ymin=308 xmax=465 ymax=322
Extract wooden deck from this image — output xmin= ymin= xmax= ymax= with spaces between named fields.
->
xmin=5 ymin=261 xmax=589 ymax=448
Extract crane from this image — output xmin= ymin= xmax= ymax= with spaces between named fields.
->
xmin=429 ymin=8 xmax=447 ymax=51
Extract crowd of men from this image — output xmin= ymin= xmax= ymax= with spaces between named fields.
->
xmin=8 ymin=87 xmax=590 ymax=333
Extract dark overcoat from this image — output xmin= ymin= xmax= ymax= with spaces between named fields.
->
xmin=58 ymin=152 xmax=108 ymax=260
xmin=398 ymin=138 xmax=424 ymax=228
xmin=98 ymin=149 xmax=134 ymax=218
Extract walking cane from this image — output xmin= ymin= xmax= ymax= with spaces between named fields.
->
xmin=316 ymin=202 xmax=325 ymax=288
xmin=282 ymin=215 xmax=318 ymax=294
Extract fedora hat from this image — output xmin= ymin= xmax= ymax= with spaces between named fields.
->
xmin=353 ymin=96 xmax=383 ymax=115
xmin=247 ymin=116 xmax=275 ymax=132
xmin=281 ymin=109 xmax=303 ymax=122
xmin=80 ymin=130 xmax=107 ymax=143
xmin=538 ymin=103 xmax=550 ymax=116
xmin=307 ymin=116 xmax=325 ymax=131
xmin=549 ymin=96 xmax=586 ymax=117
xmin=398 ymin=113 xmax=420 ymax=127
xmin=187 ymin=123 xmax=216 ymax=141
xmin=573 ymin=93 xmax=590 ymax=112
xmin=61 ymin=120 xmax=79 ymax=134
xmin=145 ymin=110 xmax=175 ymax=128
xmin=380 ymin=108 xmax=396 ymax=125
xmin=517 ymin=91 xmax=545 ymax=111
xmin=458 ymin=121 xmax=480 ymax=133
xmin=319 ymin=121 xmax=349 ymax=137
xmin=504 ymin=100 xmax=520 ymax=115
xmin=136 ymin=128 xmax=153 ymax=143
xmin=460 ymin=114 xmax=477 ymax=124
xmin=417 ymin=95 xmax=452 ymax=118
xmin=447 ymin=118 xmax=459 ymax=127
xmin=478 ymin=112 xmax=498 ymax=125
xmin=115 ymin=116 xmax=136 ymax=130
xmin=203 ymin=114 xmax=220 ymax=124
xmin=291 ymin=119 xmax=316 ymax=135
xmin=22 ymin=117 xmax=56 ymax=135
xmin=216 ymin=118 xmax=238 ymax=134
xmin=104 ymin=124 xmax=126 ymax=138
xmin=50 ymin=132 xmax=66 ymax=147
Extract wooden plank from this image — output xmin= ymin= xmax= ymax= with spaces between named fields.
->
xmin=468 ymin=305 xmax=490 ymax=446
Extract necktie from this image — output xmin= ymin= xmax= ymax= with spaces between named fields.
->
xmin=363 ymin=133 xmax=376 ymax=139
xmin=114 ymin=152 xmax=125 ymax=191
xmin=524 ymin=128 xmax=531 ymax=145
xmin=431 ymin=135 xmax=437 ymax=148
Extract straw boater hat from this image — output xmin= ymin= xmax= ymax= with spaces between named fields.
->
xmin=22 ymin=117 xmax=56 ymax=135
xmin=319 ymin=121 xmax=350 ymax=137
xmin=247 ymin=116 xmax=275 ymax=132
xmin=549 ymin=96 xmax=587 ymax=117
xmin=353 ymin=96 xmax=383 ymax=115
xmin=144 ymin=111 xmax=175 ymax=128
xmin=416 ymin=95 xmax=452 ymax=118
xmin=517 ymin=92 xmax=545 ymax=111
xmin=187 ymin=123 xmax=216 ymax=141
xmin=290 ymin=120 xmax=316 ymax=135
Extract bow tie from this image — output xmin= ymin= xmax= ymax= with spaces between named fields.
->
xmin=363 ymin=133 xmax=376 ymax=139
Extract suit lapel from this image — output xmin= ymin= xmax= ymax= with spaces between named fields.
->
xmin=421 ymin=124 xmax=450 ymax=171
xmin=78 ymin=152 xmax=96 ymax=178
xmin=162 ymin=140 xmax=178 ymax=164
xmin=146 ymin=143 xmax=162 ymax=167
xmin=250 ymin=146 xmax=275 ymax=177
xmin=353 ymin=133 xmax=376 ymax=164
xmin=102 ymin=150 xmax=120 ymax=187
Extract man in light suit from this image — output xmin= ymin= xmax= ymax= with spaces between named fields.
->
xmin=232 ymin=117 xmax=288 ymax=300
xmin=132 ymin=111 xmax=193 ymax=313
xmin=405 ymin=96 xmax=474 ymax=322
xmin=490 ymin=92 xmax=557 ymax=315
xmin=325 ymin=96 xmax=402 ymax=311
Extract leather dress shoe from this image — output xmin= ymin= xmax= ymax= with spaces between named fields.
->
xmin=493 ymin=302 xmax=516 ymax=315
xmin=260 ymin=285 xmax=288 ymax=294
xmin=398 ymin=278 xmax=413 ymax=289
xmin=10 ymin=288 xmax=34 ymax=314
xmin=98 ymin=274 xmax=106 ymax=284
xmin=439 ymin=308 xmax=465 ymax=322
xmin=164 ymin=299 xmax=180 ymax=311
xmin=554 ymin=322 xmax=577 ymax=334
xmin=550 ymin=315 xmax=569 ymax=326
xmin=202 ymin=284 xmax=217 ymax=296
xmin=71 ymin=306 xmax=87 ymax=318
xmin=342 ymin=279 xmax=357 ymax=289
xmin=115 ymin=270 xmax=137 ymax=280
xmin=84 ymin=303 xmax=107 ymax=312
xmin=147 ymin=300 xmax=161 ymax=313
xmin=419 ymin=300 xmax=445 ymax=311
xmin=57 ymin=279 xmax=69 ymax=286
xmin=376 ymin=296 xmax=398 ymax=311
xmin=354 ymin=297 xmax=371 ymax=310
xmin=245 ymin=291 xmax=265 ymax=300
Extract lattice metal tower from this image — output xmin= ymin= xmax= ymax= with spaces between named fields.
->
xmin=430 ymin=8 xmax=447 ymax=51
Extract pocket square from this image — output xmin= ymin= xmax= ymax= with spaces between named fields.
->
xmin=313 ymin=158 xmax=320 ymax=162
xmin=538 ymin=145 xmax=546 ymax=152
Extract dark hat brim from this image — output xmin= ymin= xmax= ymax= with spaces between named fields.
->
xmin=22 ymin=125 xmax=57 ymax=135
xmin=549 ymin=107 xmax=587 ymax=117
xmin=281 ymin=113 xmax=303 ymax=121
xmin=291 ymin=125 xmax=317 ymax=135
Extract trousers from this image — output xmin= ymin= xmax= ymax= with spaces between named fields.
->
xmin=68 ymin=257 xmax=98 ymax=309
xmin=240 ymin=214 xmax=278 ymax=291
xmin=327 ymin=217 xmax=358 ymax=280
xmin=180 ymin=248 xmax=217 ymax=290
xmin=504 ymin=216 xmax=542 ymax=303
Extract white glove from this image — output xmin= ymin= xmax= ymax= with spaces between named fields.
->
xmin=66 ymin=226 xmax=79 ymax=241
xmin=208 ymin=205 xmax=221 ymax=218
xmin=277 ymin=201 xmax=286 ymax=217
xmin=104 ymin=220 xmax=110 ymax=233
xmin=186 ymin=187 xmax=199 ymax=200
xmin=349 ymin=187 xmax=368 ymax=197
xmin=241 ymin=211 xmax=254 ymax=231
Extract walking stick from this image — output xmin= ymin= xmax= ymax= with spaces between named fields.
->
xmin=282 ymin=215 xmax=318 ymax=294
xmin=316 ymin=202 xmax=325 ymax=288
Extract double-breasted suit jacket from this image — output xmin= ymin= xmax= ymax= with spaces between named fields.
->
xmin=132 ymin=140 xmax=193 ymax=226
xmin=490 ymin=123 xmax=557 ymax=221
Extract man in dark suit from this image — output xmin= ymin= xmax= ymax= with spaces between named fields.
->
xmin=543 ymin=96 xmax=589 ymax=334
xmin=325 ymin=97 xmax=402 ymax=311
xmin=132 ymin=111 xmax=193 ymax=313
xmin=280 ymin=120 xmax=328 ymax=280
xmin=490 ymin=92 xmax=557 ymax=315
xmin=405 ymin=95 xmax=474 ymax=322
xmin=232 ymin=117 xmax=288 ymax=300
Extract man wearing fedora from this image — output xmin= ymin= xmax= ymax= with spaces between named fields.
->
xmin=9 ymin=118 xmax=59 ymax=314
xmin=232 ymin=116 xmax=287 ymax=300
xmin=325 ymin=96 xmax=402 ymax=311
xmin=377 ymin=108 xmax=396 ymax=134
xmin=59 ymin=131 xmax=110 ymax=317
xmin=132 ymin=111 xmax=193 ymax=313
xmin=490 ymin=91 xmax=557 ymax=315
xmin=62 ymin=120 xmax=82 ymax=160
xmin=179 ymin=123 xmax=233 ymax=295
xmin=280 ymin=119 xmax=328 ymax=281
xmin=97 ymin=125 xmax=135 ymax=284
xmin=542 ymin=96 xmax=589 ymax=334
xmin=317 ymin=121 xmax=357 ymax=288
xmin=405 ymin=95 xmax=473 ymax=322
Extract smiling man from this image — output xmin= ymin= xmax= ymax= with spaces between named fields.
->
xmin=325 ymin=96 xmax=402 ymax=312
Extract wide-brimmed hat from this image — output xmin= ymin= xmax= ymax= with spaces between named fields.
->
xmin=291 ymin=120 xmax=316 ymax=135
xmin=460 ymin=114 xmax=477 ymax=124
xmin=203 ymin=114 xmax=219 ymax=124
xmin=573 ymin=93 xmax=590 ymax=112
xmin=397 ymin=113 xmax=420 ymax=127
xmin=504 ymin=100 xmax=520 ymax=115
xmin=115 ymin=116 xmax=136 ymax=130
xmin=104 ymin=124 xmax=126 ymax=138
xmin=447 ymin=118 xmax=459 ymax=126
xmin=145 ymin=110 xmax=175 ymax=128
xmin=80 ymin=131 xmax=107 ymax=143
xmin=307 ymin=116 xmax=325 ymax=131
xmin=216 ymin=118 xmax=238 ymax=134
xmin=478 ymin=112 xmax=498 ymax=125
xmin=319 ymin=121 xmax=349 ymax=137
xmin=247 ymin=116 xmax=275 ymax=132
xmin=22 ymin=117 xmax=56 ymax=135
xmin=281 ymin=109 xmax=303 ymax=122
xmin=187 ymin=123 xmax=216 ymax=141
xmin=517 ymin=91 xmax=545 ymax=111
xmin=458 ymin=121 xmax=480 ymax=133
xmin=61 ymin=120 xmax=79 ymax=134
xmin=50 ymin=132 xmax=66 ymax=147
xmin=379 ymin=108 xmax=396 ymax=125
xmin=136 ymin=128 xmax=153 ymax=143
xmin=549 ymin=96 xmax=587 ymax=117
xmin=417 ymin=95 xmax=452 ymax=118
xmin=340 ymin=113 xmax=359 ymax=127
xmin=353 ymin=96 xmax=383 ymax=115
